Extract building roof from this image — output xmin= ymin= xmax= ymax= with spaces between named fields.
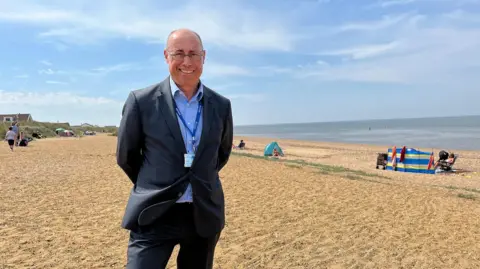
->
xmin=0 ymin=113 xmax=33 ymax=122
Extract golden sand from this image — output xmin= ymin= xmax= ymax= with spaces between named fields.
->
xmin=1 ymin=135 xmax=480 ymax=268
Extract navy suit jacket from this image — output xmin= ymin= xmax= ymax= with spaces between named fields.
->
xmin=116 ymin=76 xmax=233 ymax=237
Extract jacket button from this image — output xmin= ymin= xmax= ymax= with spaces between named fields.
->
xmin=178 ymin=192 xmax=182 ymax=197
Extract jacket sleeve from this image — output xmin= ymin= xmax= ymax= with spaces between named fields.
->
xmin=116 ymin=91 xmax=143 ymax=184
xmin=218 ymin=99 xmax=233 ymax=171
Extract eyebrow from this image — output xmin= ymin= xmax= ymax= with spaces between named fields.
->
xmin=172 ymin=49 xmax=203 ymax=54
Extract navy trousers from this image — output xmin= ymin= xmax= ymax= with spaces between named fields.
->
xmin=126 ymin=203 xmax=220 ymax=269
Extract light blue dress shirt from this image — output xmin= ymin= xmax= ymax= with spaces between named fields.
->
xmin=170 ymin=77 xmax=204 ymax=203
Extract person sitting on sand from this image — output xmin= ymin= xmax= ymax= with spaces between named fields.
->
xmin=435 ymin=152 xmax=455 ymax=169
xmin=238 ymin=140 xmax=245 ymax=149
xmin=232 ymin=140 xmax=246 ymax=150
xmin=273 ymin=148 xmax=280 ymax=157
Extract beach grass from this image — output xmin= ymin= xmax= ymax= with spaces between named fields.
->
xmin=232 ymin=151 xmax=390 ymax=180
xmin=457 ymin=193 xmax=477 ymax=200
xmin=440 ymin=185 xmax=480 ymax=195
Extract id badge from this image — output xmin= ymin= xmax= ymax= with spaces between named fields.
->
xmin=184 ymin=153 xmax=195 ymax=167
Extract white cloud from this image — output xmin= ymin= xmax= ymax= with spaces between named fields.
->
xmin=14 ymin=74 xmax=29 ymax=79
xmin=318 ymin=41 xmax=400 ymax=59
xmin=40 ymin=60 xmax=53 ymax=66
xmin=289 ymin=10 xmax=480 ymax=86
xmin=372 ymin=0 xmax=480 ymax=8
xmin=337 ymin=13 xmax=417 ymax=32
xmin=46 ymin=80 xmax=68 ymax=85
xmin=38 ymin=68 xmax=69 ymax=75
xmin=45 ymin=41 xmax=69 ymax=52
xmin=258 ymin=66 xmax=295 ymax=74
xmin=258 ymin=60 xmax=331 ymax=76
xmin=39 ymin=69 xmax=55 ymax=75
xmin=37 ymin=63 xmax=140 ymax=78
xmin=92 ymin=64 xmax=135 ymax=73
xmin=90 ymin=63 xmax=143 ymax=76
xmin=377 ymin=0 xmax=417 ymax=7
xmin=226 ymin=93 xmax=266 ymax=102
xmin=445 ymin=9 xmax=480 ymax=23
xmin=0 ymin=90 xmax=120 ymax=106
xmin=0 ymin=90 xmax=123 ymax=125
xmin=204 ymin=63 xmax=251 ymax=77
xmin=316 ymin=60 xmax=330 ymax=66
xmin=0 ymin=0 xmax=297 ymax=51
xmin=208 ymin=82 xmax=244 ymax=92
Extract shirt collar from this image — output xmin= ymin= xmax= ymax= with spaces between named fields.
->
xmin=170 ymin=76 xmax=204 ymax=102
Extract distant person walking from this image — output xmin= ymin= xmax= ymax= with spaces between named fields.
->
xmin=11 ymin=122 xmax=19 ymax=146
xmin=5 ymin=127 xmax=16 ymax=151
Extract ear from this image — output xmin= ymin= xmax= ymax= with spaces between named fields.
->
xmin=164 ymin=50 xmax=169 ymax=63
xmin=202 ymin=50 xmax=207 ymax=64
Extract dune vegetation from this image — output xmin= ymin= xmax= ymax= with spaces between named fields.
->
xmin=0 ymin=121 xmax=117 ymax=138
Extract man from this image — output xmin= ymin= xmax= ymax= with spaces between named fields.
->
xmin=116 ymin=28 xmax=233 ymax=269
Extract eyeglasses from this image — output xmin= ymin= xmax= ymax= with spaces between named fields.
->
xmin=168 ymin=51 xmax=204 ymax=61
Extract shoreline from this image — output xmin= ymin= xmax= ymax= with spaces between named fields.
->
xmin=232 ymin=135 xmax=480 ymax=191
xmin=233 ymin=135 xmax=480 ymax=153
xmin=233 ymin=114 xmax=480 ymax=127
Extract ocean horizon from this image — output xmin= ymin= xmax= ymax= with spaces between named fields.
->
xmin=233 ymin=115 xmax=480 ymax=151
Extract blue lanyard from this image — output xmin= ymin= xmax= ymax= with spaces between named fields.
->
xmin=175 ymin=103 xmax=203 ymax=151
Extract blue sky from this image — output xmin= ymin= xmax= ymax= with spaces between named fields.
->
xmin=1 ymin=0 xmax=479 ymax=126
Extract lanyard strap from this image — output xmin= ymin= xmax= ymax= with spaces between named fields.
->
xmin=175 ymin=103 xmax=203 ymax=143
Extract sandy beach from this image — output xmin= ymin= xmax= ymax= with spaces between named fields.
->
xmin=1 ymin=134 xmax=480 ymax=268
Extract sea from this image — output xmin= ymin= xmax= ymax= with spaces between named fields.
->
xmin=233 ymin=115 xmax=480 ymax=151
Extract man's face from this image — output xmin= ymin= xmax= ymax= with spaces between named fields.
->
xmin=164 ymin=32 xmax=205 ymax=89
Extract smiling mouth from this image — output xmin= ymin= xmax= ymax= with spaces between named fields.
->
xmin=179 ymin=69 xmax=194 ymax=74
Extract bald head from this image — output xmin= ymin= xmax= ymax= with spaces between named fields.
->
xmin=166 ymin=28 xmax=203 ymax=50
xmin=164 ymin=28 xmax=206 ymax=96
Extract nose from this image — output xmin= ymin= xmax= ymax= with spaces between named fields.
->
xmin=182 ymin=55 xmax=193 ymax=66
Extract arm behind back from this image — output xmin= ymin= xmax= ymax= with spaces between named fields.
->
xmin=218 ymin=100 xmax=233 ymax=171
xmin=116 ymin=91 xmax=144 ymax=184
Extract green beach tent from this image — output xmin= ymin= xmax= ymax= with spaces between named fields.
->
xmin=264 ymin=142 xmax=284 ymax=156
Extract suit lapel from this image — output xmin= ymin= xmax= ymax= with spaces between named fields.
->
xmin=192 ymin=87 xmax=214 ymax=167
xmin=156 ymin=78 xmax=186 ymax=154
